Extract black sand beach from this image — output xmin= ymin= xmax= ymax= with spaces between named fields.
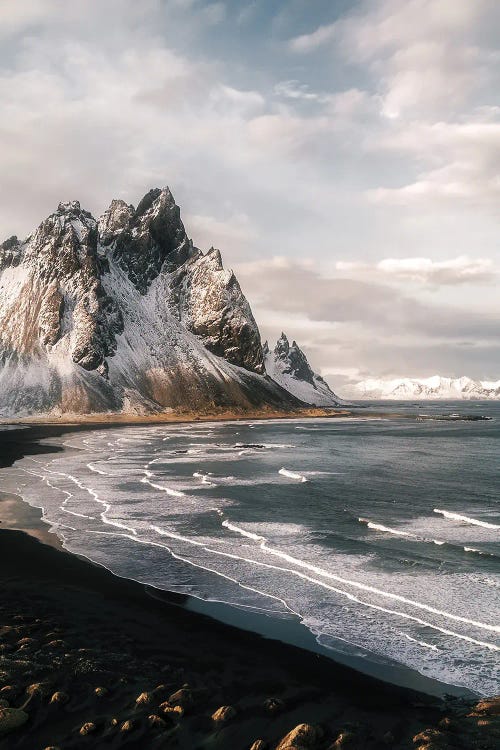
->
xmin=1 ymin=425 xmax=499 ymax=749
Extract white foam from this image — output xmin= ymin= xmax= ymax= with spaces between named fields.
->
xmin=360 ymin=519 xmax=414 ymax=538
xmin=279 ymin=468 xmax=307 ymax=482
xmin=434 ymin=509 xmax=500 ymax=530
xmin=222 ymin=519 xmax=265 ymax=542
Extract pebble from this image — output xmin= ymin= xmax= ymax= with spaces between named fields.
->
xmin=79 ymin=721 xmax=96 ymax=736
xmin=212 ymin=705 xmax=236 ymax=724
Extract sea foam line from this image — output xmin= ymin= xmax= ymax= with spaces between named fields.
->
xmin=208 ymin=530 xmax=500 ymax=652
xmin=434 ymin=509 xmax=500 ymax=530
xmin=221 ymin=518 xmax=499 ymax=636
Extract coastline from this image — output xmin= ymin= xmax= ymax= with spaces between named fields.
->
xmin=0 ymin=423 xmax=497 ymax=749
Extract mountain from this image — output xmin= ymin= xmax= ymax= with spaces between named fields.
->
xmin=0 ymin=188 xmax=307 ymax=417
xmin=351 ymin=376 xmax=500 ymax=400
xmin=263 ymin=333 xmax=341 ymax=407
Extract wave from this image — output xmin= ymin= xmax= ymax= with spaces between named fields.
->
xmin=434 ymin=509 xmax=500 ymax=530
xmin=359 ymin=518 xmax=414 ymax=538
xmin=222 ymin=519 xmax=265 ymax=542
xmin=279 ymin=468 xmax=307 ymax=482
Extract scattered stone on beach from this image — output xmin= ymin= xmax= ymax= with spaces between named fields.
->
xmin=276 ymin=723 xmax=322 ymax=750
xmin=44 ymin=639 xmax=64 ymax=649
xmin=120 ymin=719 xmax=134 ymax=732
xmin=50 ymin=691 xmax=68 ymax=705
xmin=412 ymin=729 xmax=445 ymax=745
xmin=135 ymin=690 xmax=153 ymax=705
xmin=211 ymin=705 xmax=236 ymax=725
xmin=264 ymin=697 xmax=285 ymax=714
xmin=17 ymin=637 xmax=35 ymax=647
xmin=26 ymin=682 xmax=47 ymax=697
xmin=161 ymin=703 xmax=184 ymax=719
xmin=94 ymin=686 xmax=108 ymax=698
xmin=147 ymin=713 xmax=167 ymax=729
xmin=250 ymin=740 xmax=267 ymax=750
xmin=332 ymin=731 xmax=357 ymax=748
xmin=469 ymin=697 xmax=500 ymax=717
xmin=168 ymin=687 xmax=192 ymax=706
xmin=110 ymin=717 xmax=119 ymax=727
xmin=0 ymin=707 xmax=29 ymax=736
xmin=79 ymin=721 xmax=97 ymax=736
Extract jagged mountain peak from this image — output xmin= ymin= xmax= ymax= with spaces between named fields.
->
xmin=265 ymin=333 xmax=341 ymax=407
xmin=107 ymin=186 xmax=195 ymax=293
xmin=0 ymin=186 xmax=298 ymax=416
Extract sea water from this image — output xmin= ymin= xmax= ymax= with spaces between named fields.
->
xmin=1 ymin=403 xmax=499 ymax=696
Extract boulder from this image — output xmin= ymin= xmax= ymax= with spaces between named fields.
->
xmin=50 ymin=691 xmax=68 ymax=705
xmin=276 ymin=723 xmax=322 ymax=750
xmin=211 ymin=705 xmax=236 ymax=724
xmin=79 ymin=721 xmax=96 ymax=736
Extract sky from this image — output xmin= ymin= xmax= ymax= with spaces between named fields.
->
xmin=1 ymin=0 xmax=499 ymax=393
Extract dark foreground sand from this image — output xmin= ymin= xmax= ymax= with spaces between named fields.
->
xmin=0 ymin=426 xmax=499 ymax=750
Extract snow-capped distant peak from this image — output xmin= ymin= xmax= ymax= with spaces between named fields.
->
xmin=265 ymin=333 xmax=341 ymax=407
xmin=351 ymin=376 xmax=500 ymax=400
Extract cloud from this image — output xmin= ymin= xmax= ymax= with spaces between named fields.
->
xmin=238 ymin=257 xmax=499 ymax=341
xmin=288 ymin=22 xmax=336 ymax=53
xmin=336 ymin=256 xmax=497 ymax=285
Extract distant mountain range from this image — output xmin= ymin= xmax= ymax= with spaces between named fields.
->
xmin=351 ymin=376 xmax=500 ymax=400
xmin=0 ymin=188 xmax=341 ymax=416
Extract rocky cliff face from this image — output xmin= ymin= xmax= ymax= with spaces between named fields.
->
xmin=264 ymin=333 xmax=341 ymax=407
xmin=0 ymin=188 xmax=292 ymax=416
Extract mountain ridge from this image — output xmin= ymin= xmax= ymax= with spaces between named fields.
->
xmin=0 ymin=188 xmax=340 ymax=417
xmin=350 ymin=375 xmax=500 ymax=400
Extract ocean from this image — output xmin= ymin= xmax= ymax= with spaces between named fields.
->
xmin=1 ymin=402 xmax=499 ymax=697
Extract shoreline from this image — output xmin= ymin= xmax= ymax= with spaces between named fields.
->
xmin=1 ymin=423 xmax=497 ymax=749
xmin=0 ymin=423 xmax=481 ymax=700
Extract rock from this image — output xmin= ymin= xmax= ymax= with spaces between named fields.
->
xmin=110 ymin=717 xmax=119 ymax=727
xmin=211 ymin=705 xmax=236 ymax=724
xmin=50 ymin=691 xmax=68 ymax=705
xmin=412 ymin=728 xmax=448 ymax=748
xmin=26 ymin=682 xmax=47 ymax=696
xmin=0 ymin=707 xmax=29 ymax=736
xmin=160 ymin=703 xmax=184 ymax=719
xmin=94 ymin=686 xmax=108 ymax=698
xmin=332 ymin=731 xmax=356 ymax=749
xmin=0 ymin=700 xmax=9 ymax=709
xmin=469 ymin=696 xmax=500 ymax=716
xmin=79 ymin=721 xmax=96 ymax=736
xmin=135 ymin=691 xmax=153 ymax=706
xmin=17 ymin=637 xmax=35 ymax=647
xmin=250 ymin=741 xmax=267 ymax=750
xmin=147 ymin=714 xmax=166 ymax=729
xmin=264 ymin=697 xmax=285 ymax=714
xmin=0 ymin=187 xmax=294 ymax=417
xmin=120 ymin=720 xmax=134 ymax=732
xmin=43 ymin=746 xmax=61 ymax=750
xmin=276 ymin=723 xmax=322 ymax=750
xmin=168 ymin=687 xmax=192 ymax=707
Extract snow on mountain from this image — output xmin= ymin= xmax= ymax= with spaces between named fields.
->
xmin=264 ymin=333 xmax=342 ymax=407
xmin=352 ymin=376 xmax=500 ymax=400
xmin=0 ymin=188 xmax=304 ymax=417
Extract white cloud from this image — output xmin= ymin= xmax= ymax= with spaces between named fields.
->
xmin=336 ymin=256 xmax=496 ymax=285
